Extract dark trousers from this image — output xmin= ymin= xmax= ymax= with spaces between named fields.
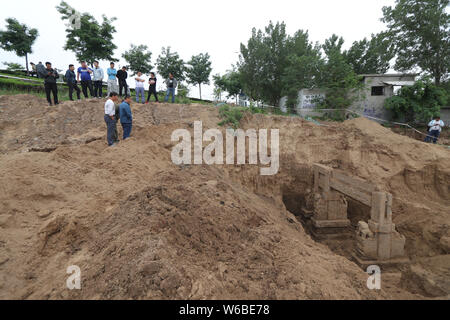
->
xmin=81 ymin=80 xmax=94 ymax=98
xmin=45 ymin=83 xmax=58 ymax=105
xmin=94 ymin=80 xmax=103 ymax=98
xmin=121 ymin=123 xmax=132 ymax=140
xmin=104 ymin=115 xmax=117 ymax=146
xmin=119 ymin=80 xmax=128 ymax=97
xmin=68 ymin=82 xmax=81 ymax=100
xmin=147 ymin=87 xmax=159 ymax=102
xmin=424 ymin=130 xmax=440 ymax=144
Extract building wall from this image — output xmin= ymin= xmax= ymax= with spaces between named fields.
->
xmin=280 ymin=89 xmax=326 ymax=116
xmin=440 ymin=108 xmax=450 ymax=126
xmin=350 ymin=75 xmax=416 ymax=120
xmin=279 ymin=74 xmax=416 ymax=121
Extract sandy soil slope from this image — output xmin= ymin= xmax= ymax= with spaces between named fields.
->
xmin=0 ymin=95 xmax=448 ymax=299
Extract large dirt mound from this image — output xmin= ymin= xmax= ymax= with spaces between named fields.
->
xmin=0 ymin=94 xmax=448 ymax=299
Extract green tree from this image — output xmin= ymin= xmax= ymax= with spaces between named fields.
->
xmin=214 ymin=70 xmax=242 ymax=104
xmin=343 ymin=32 xmax=395 ymax=75
xmin=382 ymin=0 xmax=450 ymax=84
xmin=2 ymin=62 xmax=24 ymax=72
xmin=156 ymin=47 xmax=185 ymax=81
xmin=186 ymin=53 xmax=212 ymax=99
xmin=317 ymin=35 xmax=362 ymax=117
xmin=213 ymin=74 xmax=224 ymax=101
xmin=239 ymin=21 xmax=290 ymax=106
xmin=56 ymin=1 xmax=117 ymax=66
xmin=122 ymin=44 xmax=153 ymax=76
xmin=281 ymin=30 xmax=323 ymax=113
xmin=0 ymin=18 xmax=38 ymax=75
xmin=384 ymin=78 xmax=446 ymax=123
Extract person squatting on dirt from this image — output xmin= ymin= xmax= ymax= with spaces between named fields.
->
xmin=65 ymin=64 xmax=81 ymax=101
xmin=77 ymin=61 xmax=94 ymax=98
xmin=164 ymin=73 xmax=177 ymax=103
xmin=39 ymin=62 xmax=59 ymax=106
xmin=146 ymin=72 xmax=159 ymax=103
xmin=93 ymin=61 xmax=105 ymax=98
xmin=135 ymin=72 xmax=146 ymax=104
xmin=424 ymin=116 xmax=445 ymax=144
xmin=116 ymin=66 xmax=128 ymax=98
xmin=104 ymin=92 xmax=120 ymax=147
xmin=119 ymin=95 xmax=133 ymax=140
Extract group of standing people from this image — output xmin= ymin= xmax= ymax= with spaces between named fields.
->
xmin=104 ymin=92 xmax=133 ymax=147
xmin=37 ymin=60 xmax=179 ymax=107
xmin=36 ymin=60 xmax=181 ymax=147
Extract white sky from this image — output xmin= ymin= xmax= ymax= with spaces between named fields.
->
xmin=0 ymin=0 xmax=396 ymax=100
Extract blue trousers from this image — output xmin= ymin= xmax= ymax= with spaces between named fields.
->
xmin=122 ymin=123 xmax=132 ymax=140
xmin=424 ymin=130 xmax=440 ymax=144
xmin=135 ymin=87 xmax=145 ymax=103
xmin=104 ymin=115 xmax=117 ymax=146
xmin=164 ymin=87 xmax=176 ymax=103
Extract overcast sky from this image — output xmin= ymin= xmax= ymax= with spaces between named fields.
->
xmin=0 ymin=0 xmax=396 ymax=100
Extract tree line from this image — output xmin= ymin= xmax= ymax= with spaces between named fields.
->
xmin=0 ymin=1 xmax=213 ymax=99
xmin=0 ymin=0 xmax=449 ymax=111
xmin=214 ymin=0 xmax=449 ymax=114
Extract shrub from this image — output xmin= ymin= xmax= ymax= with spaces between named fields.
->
xmin=218 ymin=105 xmax=246 ymax=129
xmin=384 ymin=79 xmax=447 ymax=123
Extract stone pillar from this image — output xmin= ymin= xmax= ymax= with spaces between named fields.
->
xmin=310 ymin=165 xmax=350 ymax=239
xmin=369 ymin=192 xmax=394 ymax=260
xmin=355 ymin=192 xmax=407 ymax=266
xmin=314 ymin=164 xmax=331 ymax=194
xmin=312 ymin=191 xmax=350 ymax=228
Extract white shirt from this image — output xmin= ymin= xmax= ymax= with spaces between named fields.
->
xmin=428 ymin=120 xmax=444 ymax=132
xmin=135 ymin=75 xmax=145 ymax=88
xmin=105 ymin=99 xmax=116 ymax=116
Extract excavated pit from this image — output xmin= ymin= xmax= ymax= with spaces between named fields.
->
xmin=0 ymin=94 xmax=449 ymax=299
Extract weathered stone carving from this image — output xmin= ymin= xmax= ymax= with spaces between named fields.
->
xmin=308 ymin=164 xmax=407 ymax=265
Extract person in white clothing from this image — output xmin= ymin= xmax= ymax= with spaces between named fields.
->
xmin=424 ymin=116 xmax=445 ymax=144
xmin=104 ymin=92 xmax=120 ymax=147
xmin=135 ymin=72 xmax=146 ymax=104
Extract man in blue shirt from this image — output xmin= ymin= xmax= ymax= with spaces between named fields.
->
xmin=65 ymin=64 xmax=81 ymax=101
xmin=77 ymin=61 xmax=94 ymax=98
xmin=119 ymin=95 xmax=133 ymax=140
xmin=92 ymin=61 xmax=104 ymax=98
xmin=107 ymin=62 xmax=118 ymax=96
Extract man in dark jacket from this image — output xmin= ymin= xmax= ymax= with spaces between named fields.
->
xmin=116 ymin=66 xmax=128 ymax=98
xmin=36 ymin=62 xmax=45 ymax=79
xmin=39 ymin=62 xmax=59 ymax=106
xmin=119 ymin=96 xmax=133 ymax=140
xmin=65 ymin=64 xmax=81 ymax=101
xmin=146 ymin=72 xmax=159 ymax=103
xmin=164 ymin=73 xmax=178 ymax=103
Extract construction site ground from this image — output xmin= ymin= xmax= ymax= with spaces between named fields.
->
xmin=0 ymin=94 xmax=448 ymax=300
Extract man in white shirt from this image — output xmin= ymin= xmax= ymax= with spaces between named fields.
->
xmin=135 ymin=72 xmax=146 ymax=104
xmin=424 ymin=116 xmax=445 ymax=144
xmin=104 ymin=92 xmax=120 ymax=147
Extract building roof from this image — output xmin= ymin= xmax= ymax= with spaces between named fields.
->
xmin=383 ymin=81 xmax=415 ymax=86
xmin=359 ymin=73 xmax=418 ymax=78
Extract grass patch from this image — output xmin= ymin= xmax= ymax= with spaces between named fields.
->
xmin=0 ymin=87 xmax=73 ymax=101
xmin=0 ymin=79 xmax=215 ymax=106
xmin=218 ymin=105 xmax=268 ymax=129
